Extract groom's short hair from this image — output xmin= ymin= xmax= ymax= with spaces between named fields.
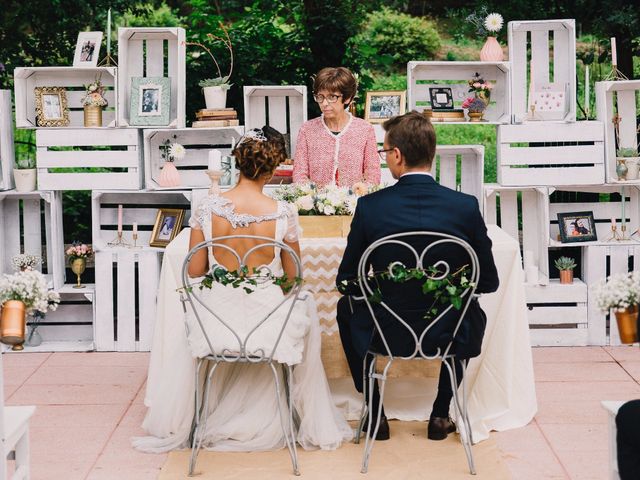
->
xmin=383 ymin=111 xmax=436 ymax=168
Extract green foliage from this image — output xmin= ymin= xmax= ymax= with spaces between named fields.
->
xmin=190 ymin=264 xmax=302 ymax=295
xmin=198 ymin=77 xmax=231 ymax=88
xmin=118 ymin=2 xmax=181 ymax=27
xmin=62 ymin=191 xmax=92 ymax=243
xmin=554 ymin=256 xmax=577 ymax=271
xmin=617 ymin=147 xmax=638 ymax=158
xmin=435 ymin=125 xmax=497 ymax=183
xmin=15 ymin=157 xmax=35 ymax=169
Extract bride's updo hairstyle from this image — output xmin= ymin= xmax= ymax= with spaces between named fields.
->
xmin=232 ymin=126 xmax=287 ymax=180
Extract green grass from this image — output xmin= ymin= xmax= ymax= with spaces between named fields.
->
xmin=435 ymin=124 xmax=497 ymax=183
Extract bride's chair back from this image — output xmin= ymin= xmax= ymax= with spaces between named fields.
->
xmin=180 ymin=234 xmax=303 ymax=476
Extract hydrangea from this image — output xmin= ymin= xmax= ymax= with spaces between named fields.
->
xmin=591 ymin=272 xmax=640 ymax=312
xmin=0 ymin=270 xmax=60 ymax=314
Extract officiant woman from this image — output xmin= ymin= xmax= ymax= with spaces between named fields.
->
xmin=292 ymin=67 xmax=381 ymax=187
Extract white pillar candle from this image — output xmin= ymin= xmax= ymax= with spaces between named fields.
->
xmin=106 ymin=9 xmax=112 ymax=58
xmin=133 ymin=222 xmax=138 ymax=235
xmin=117 ymin=204 xmax=123 ymax=234
xmin=208 ymin=149 xmax=222 ymax=171
xmin=611 ymin=37 xmax=617 ymax=66
xmin=584 ymin=65 xmax=590 ymax=116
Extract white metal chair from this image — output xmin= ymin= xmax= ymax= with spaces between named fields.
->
xmin=1 ymin=349 xmax=35 ymax=480
xmin=180 ymin=235 xmax=304 ymax=476
xmin=352 ymin=231 xmax=480 ymax=475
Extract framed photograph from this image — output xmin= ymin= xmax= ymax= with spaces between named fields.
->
xmin=364 ymin=91 xmax=406 ymax=124
xmin=130 ymin=77 xmax=171 ymax=126
xmin=34 ymin=87 xmax=70 ymax=127
xmin=150 ymin=208 xmax=185 ymax=248
xmin=529 ymin=82 xmax=569 ymax=121
xmin=557 ymin=211 xmax=597 ymax=243
xmin=429 ymin=87 xmax=454 ymax=110
xmin=73 ymin=31 xmax=103 ymax=67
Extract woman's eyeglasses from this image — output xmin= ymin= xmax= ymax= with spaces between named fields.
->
xmin=377 ymin=148 xmax=394 ymax=161
xmin=313 ymin=94 xmax=342 ymax=104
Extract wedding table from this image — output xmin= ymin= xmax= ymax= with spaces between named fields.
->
xmin=143 ymin=224 xmax=536 ymax=443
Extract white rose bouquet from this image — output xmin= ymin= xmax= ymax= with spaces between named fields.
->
xmin=591 ymin=272 xmax=640 ymax=312
xmin=273 ymin=183 xmax=382 ymax=216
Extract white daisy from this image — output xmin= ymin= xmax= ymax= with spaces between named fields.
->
xmin=484 ymin=13 xmax=503 ymax=33
xmin=169 ymin=143 xmax=186 ymax=160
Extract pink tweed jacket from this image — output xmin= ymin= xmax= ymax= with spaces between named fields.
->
xmin=292 ymin=114 xmax=381 ymax=187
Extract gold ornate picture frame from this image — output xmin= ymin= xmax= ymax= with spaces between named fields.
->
xmin=364 ymin=90 xmax=406 ymax=124
xmin=150 ymin=208 xmax=185 ymax=248
xmin=34 ymin=87 xmax=70 ymax=127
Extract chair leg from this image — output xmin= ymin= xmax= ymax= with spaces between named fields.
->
xmin=355 ymin=351 xmax=373 ymax=445
xmin=189 ymin=360 xmax=219 ymax=477
xmin=270 ymin=363 xmax=300 ymax=476
xmin=445 ymin=357 xmax=476 ymax=475
xmin=361 ymin=357 xmax=392 ymax=474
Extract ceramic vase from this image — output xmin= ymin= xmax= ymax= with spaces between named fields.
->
xmin=614 ymin=305 xmax=638 ymax=344
xmin=616 ymin=159 xmax=628 ymax=181
xmin=625 ymin=158 xmax=640 ymax=180
xmin=158 ymin=162 xmax=181 ymax=188
xmin=203 ymin=86 xmax=227 ymax=110
xmin=14 ymin=168 xmax=37 ymax=192
xmin=480 ymin=36 xmax=504 ymax=61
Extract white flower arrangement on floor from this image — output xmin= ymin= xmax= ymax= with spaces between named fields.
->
xmin=591 ymin=272 xmax=640 ymax=312
xmin=0 ymin=269 xmax=60 ymax=314
xmin=273 ymin=182 xmax=381 ymax=216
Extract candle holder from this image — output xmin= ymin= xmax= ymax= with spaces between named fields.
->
xmin=207 ymin=169 xmax=224 ymax=195
xmin=607 ymin=224 xmax=623 ymax=242
xmin=107 ymin=231 xmax=131 ymax=247
xmin=129 ymin=232 xmax=142 ymax=249
xmin=621 ymin=224 xmax=630 ymax=241
xmin=603 ymin=65 xmax=628 ymax=82
xmin=98 ymin=53 xmax=118 ymax=67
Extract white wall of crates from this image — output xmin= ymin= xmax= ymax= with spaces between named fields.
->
xmin=2 ymin=19 xmax=639 ymax=352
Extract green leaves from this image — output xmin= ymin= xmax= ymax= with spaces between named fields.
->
xmin=188 ymin=264 xmax=302 ymax=295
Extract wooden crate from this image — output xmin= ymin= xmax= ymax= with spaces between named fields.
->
xmin=0 ymin=191 xmax=65 ymax=288
xmin=143 ymin=127 xmax=244 ymax=189
xmin=94 ymin=249 xmax=161 ymax=351
xmin=0 ymin=90 xmax=15 ymax=190
xmin=117 ymin=27 xmax=186 ymax=128
xmin=13 ymin=67 xmax=117 ymax=128
xmin=243 ymin=86 xmax=307 ymax=156
xmin=525 ymin=279 xmax=589 ymax=346
xmin=484 ymin=184 xmax=550 ymax=284
xmin=36 ymin=128 xmax=142 ymax=190
xmin=595 ymin=80 xmax=640 ymax=182
xmin=497 ymin=122 xmax=605 ymax=186
xmin=91 ymin=190 xmax=192 ymax=250
xmin=407 ymin=61 xmax=511 ymax=124
xmin=434 ymin=145 xmax=484 ymax=209
xmin=508 ymin=19 xmax=577 ymax=123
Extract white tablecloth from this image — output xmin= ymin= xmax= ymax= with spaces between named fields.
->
xmin=143 ymin=224 xmax=536 ymax=443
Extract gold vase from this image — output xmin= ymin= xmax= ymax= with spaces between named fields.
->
xmin=1 ymin=300 xmax=27 ymax=351
xmin=84 ymin=105 xmax=103 ymax=127
xmin=70 ymin=257 xmax=87 ymax=289
xmin=476 ymin=90 xmax=491 ymax=105
xmin=468 ymin=112 xmax=484 ymax=122
xmin=614 ymin=305 xmax=638 ymax=344
xmin=559 ymin=270 xmax=574 ymax=284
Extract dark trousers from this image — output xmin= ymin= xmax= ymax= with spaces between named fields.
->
xmin=336 ymin=296 xmax=463 ymax=419
xmin=617 ymin=399 xmax=640 ymax=479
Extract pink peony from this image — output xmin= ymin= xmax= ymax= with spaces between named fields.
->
xmin=473 ymin=82 xmax=481 ymax=88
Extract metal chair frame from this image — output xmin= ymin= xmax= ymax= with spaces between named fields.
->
xmin=351 ymin=231 xmax=480 ymax=475
xmin=180 ymin=235 xmax=304 ymax=476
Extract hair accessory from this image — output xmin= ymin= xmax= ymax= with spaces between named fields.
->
xmin=237 ymin=128 xmax=267 ymax=145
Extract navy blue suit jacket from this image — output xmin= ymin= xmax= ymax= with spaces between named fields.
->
xmin=336 ymin=174 xmax=499 ymax=358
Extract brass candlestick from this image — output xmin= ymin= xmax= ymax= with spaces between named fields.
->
xmin=607 ymin=224 xmax=622 ymax=242
xmin=129 ymin=232 xmax=142 ymax=249
xmin=207 ymin=169 xmax=224 ymax=195
xmin=107 ymin=231 xmax=130 ymax=247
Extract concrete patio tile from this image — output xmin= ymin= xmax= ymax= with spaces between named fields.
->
xmin=554 ymin=450 xmax=609 ymax=480
xmin=119 ymin=403 xmax=148 ymax=427
xmin=603 ymin=346 xmax=640 ymax=363
xmin=539 ymin=424 xmax=608 ymax=453
xmin=535 ymin=381 xmax=640 ymax=403
xmin=2 ymin=364 xmax=41 ymax=386
xmin=493 ymin=423 xmax=550 ymax=452
xmin=85 ymin=465 xmax=162 ymax=480
xmin=534 ymin=362 xmax=631 ymax=382
xmin=532 ymin=347 xmax=612 ymax=364
xmin=26 ymin=365 xmax=148 ymax=386
xmin=44 ymin=351 xmax=150 ymax=367
xmin=535 ymin=401 xmax=609 ymax=425
xmin=7 ymin=384 xmax=139 ymax=405
xmin=619 ymin=362 xmax=640 ymax=382
xmin=500 ymin=450 xmax=568 ymax=479
xmin=30 ymin=462 xmax=94 ymax=480
xmin=2 ymin=352 xmax=51 ymax=367
xmin=30 ymin=426 xmax=112 ymax=463
xmin=30 ymin=404 xmax=128 ymax=428
xmin=134 ymin=381 xmax=148 ymax=404
xmin=3 ymin=383 xmax=17 ymax=400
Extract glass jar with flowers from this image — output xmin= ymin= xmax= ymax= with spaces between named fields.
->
xmin=466 ymin=8 xmax=504 ymax=61
xmin=66 ymin=242 xmax=94 ymax=289
xmin=82 ymin=77 xmax=108 ymax=127
xmin=592 ymin=272 xmax=640 ymax=344
xmin=158 ymin=135 xmax=186 ymax=188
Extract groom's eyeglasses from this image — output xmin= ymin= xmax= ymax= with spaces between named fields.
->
xmin=377 ymin=148 xmax=394 ymax=161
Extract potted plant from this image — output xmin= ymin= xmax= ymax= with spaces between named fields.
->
xmin=157 ymin=136 xmax=185 ymax=188
xmin=82 ymin=77 xmax=108 ymax=127
xmin=462 ymin=97 xmax=488 ymax=122
xmin=466 ymin=8 xmax=504 ymax=61
xmin=554 ymin=256 xmax=577 ymax=284
xmin=66 ymin=242 xmax=94 ymax=289
xmin=13 ymin=158 xmax=37 ymax=192
xmin=187 ymin=22 xmax=234 ymax=110
xmin=592 ymin=272 xmax=640 ymax=344
xmin=616 ymin=147 xmax=639 ymax=181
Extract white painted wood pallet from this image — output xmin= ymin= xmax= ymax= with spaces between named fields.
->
xmin=13 ymin=66 xmax=117 ymax=128
xmin=0 ymin=191 xmax=65 ymax=289
xmin=508 ymin=19 xmax=577 ymax=123
xmin=243 ymin=85 xmax=307 ymax=157
xmin=434 ymin=145 xmax=484 ymax=209
xmin=407 ymin=61 xmax=511 ymax=123
xmin=0 ymin=90 xmax=15 ymax=190
xmin=36 ymin=128 xmax=142 ymax=190
xmin=117 ymin=27 xmax=186 ymax=128
xmin=497 ymin=121 xmax=605 ymax=186
xmin=143 ymin=127 xmax=244 ymax=189
xmin=595 ymin=80 xmax=640 ymax=183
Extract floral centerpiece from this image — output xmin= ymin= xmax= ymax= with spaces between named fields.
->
xmin=468 ymin=72 xmax=493 ymax=105
xmin=158 ymin=136 xmax=185 ymax=187
xmin=82 ymin=77 xmax=108 ymax=127
xmin=66 ymin=242 xmax=94 ymax=289
xmin=591 ymin=272 xmax=640 ymax=343
xmin=11 ymin=254 xmax=42 ymax=272
xmin=461 ymin=97 xmax=488 ymax=122
xmin=466 ymin=8 xmax=504 ymax=61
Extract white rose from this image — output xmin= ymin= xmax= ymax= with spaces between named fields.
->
xmin=323 ymin=204 xmax=336 ymax=215
xmin=295 ymin=195 xmax=314 ymax=211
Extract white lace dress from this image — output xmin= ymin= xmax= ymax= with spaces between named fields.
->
xmin=133 ymin=195 xmax=352 ymax=453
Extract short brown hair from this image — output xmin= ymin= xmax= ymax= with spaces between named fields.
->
xmin=383 ymin=111 xmax=436 ymax=168
xmin=313 ymin=67 xmax=357 ymax=105
xmin=232 ymin=126 xmax=287 ymax=180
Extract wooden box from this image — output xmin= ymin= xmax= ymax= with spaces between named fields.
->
xmin=13 ymin=67 xmax=117 ymax=128
xmin=508 ymin=19 xmax=577 ymax=123
xmin=243 ymin=86 xmax=307 ymax=156
xmin=595 ymin=80 xmax=640 ymax=182
xmin=434 ymin=145 xmax=484 ymax=209
xmin=298 ymin=216 xmax=353 ymax=238
xmin=36 ymin=128 xmax=142 ymax=190
xmin=143 ymin=127 xmax=244 ymax=189
xmin=0 ymin=90 xmax=15 ymax=190
xmin=117 ymin=27 xmax=186 ymax=128
xmin=407 ymin=61 xmax=511 ymax=124
xmin=497 ymin=122 xmax=605 ymax=186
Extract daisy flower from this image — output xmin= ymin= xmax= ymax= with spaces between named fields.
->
xmin=169 ymin=143 xmax=186 ymax=160
xmin=484 ymin=13 xmax=504 ymax=33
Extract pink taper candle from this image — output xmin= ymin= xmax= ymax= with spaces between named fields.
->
xmin=117 ymin=204 xmax=123 ymax=234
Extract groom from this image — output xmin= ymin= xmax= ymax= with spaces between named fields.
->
xmin=336 ymin=111 xmax=499 ymax=441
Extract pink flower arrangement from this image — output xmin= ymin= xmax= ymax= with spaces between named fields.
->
xmin=468 ymin=72 xmax=493 ymax=94
xmin=66 ymin=242 xmax=94 ymax=260
xmin=82 ymin=78 xmax=108 ymax=107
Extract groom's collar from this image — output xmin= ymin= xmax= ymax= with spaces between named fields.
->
xmin=398 ymin=172 xmax=435 ymax=185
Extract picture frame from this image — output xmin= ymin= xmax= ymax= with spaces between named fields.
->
xmin=557 ymin=211 xmax=597 ymax=243
xmin=150 ymin=208 xmax=185 ymax=248
xmin=528 ymin=82 xmax=569 ymax=121
xmin=34 ymin=87 xmax=70 ymax=127
xmin=130 ymin=77 xmax=171 ymax=126
xmin=73 ymin=31 xmax=103 ymax=67
xmin=364 ymin=90 xmax=406 ymax=124
xmin=429 ymin=87 xmax=454 ymax=111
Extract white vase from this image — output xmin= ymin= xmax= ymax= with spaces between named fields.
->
xmin=203 ymin=86 xmax=227 ymax=110
xmin=480 ymin=36 xmax=504 ymax=61
xmin=625 ymin=157 xmax=640 ymax=180
xmin=13 ymin=169 xmax=37 ymax=192
xmin=158 ymin=161 xmax=181 ymax=188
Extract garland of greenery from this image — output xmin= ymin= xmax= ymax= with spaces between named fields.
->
xmin=182 ymin=264 xmax=303 ymax=295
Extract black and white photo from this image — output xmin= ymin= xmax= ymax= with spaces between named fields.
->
xmin=364 ymin=91 xmax=406 ymax=124
xmin=73 ymin=31 xmax=103 ymax=67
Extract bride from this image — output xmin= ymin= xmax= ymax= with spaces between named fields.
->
xmin=133 ymin=126 xmax=352 ymax=453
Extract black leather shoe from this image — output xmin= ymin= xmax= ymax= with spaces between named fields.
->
xmin=427 ymin=416 xmax=456 ymax=441
xmin=362 ymin=415 xmax=390 ymax=441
